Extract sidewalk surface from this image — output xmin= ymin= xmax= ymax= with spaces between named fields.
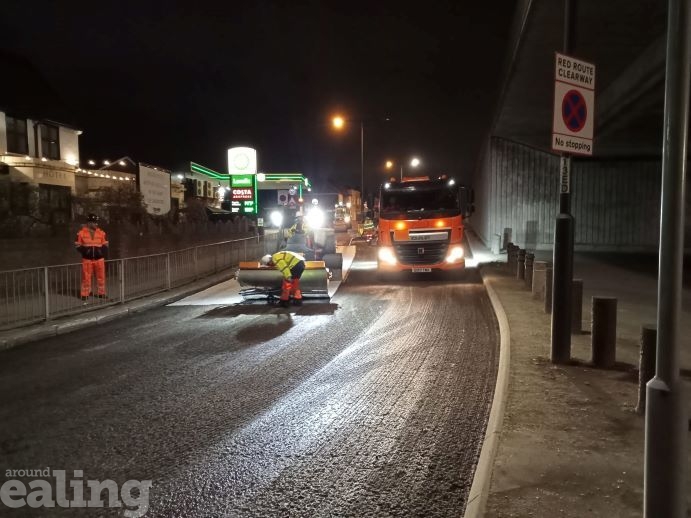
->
xmin=465 ymin=228 xmax=691 ymax=518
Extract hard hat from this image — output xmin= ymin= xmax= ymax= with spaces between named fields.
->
xmin=260 ymin=254 xmax=272 ymax=265
xmin=87 ymin=213 xmax=99 ymax=222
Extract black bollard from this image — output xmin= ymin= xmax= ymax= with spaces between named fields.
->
xmin=517 ymin=249 xmax=526 ymax=280
xmin=524 ymin=252 xmax=535 ymax=289
xmin=507 ymin=243 xmax=517 ymax=273
xmin=591 ymin=296 xmax=617 ymax=368
xmin=636 ymin=325 xmax=657 ymax=415
xmin=572 ymin=279 xmax=583 ymax=334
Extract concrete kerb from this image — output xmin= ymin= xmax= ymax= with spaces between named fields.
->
xmin=463 ymin=267 xmax=511 ymax=518
xmin=0 ymin=269 xmax=237 ymax=351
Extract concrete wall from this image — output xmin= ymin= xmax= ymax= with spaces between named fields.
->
xmin=473 ymin=137 xmax=664 ymax=251
xmin=0 ymin=220 xmax=254 ymax=271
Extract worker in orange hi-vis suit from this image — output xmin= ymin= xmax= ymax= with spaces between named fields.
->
xmin=75 ymin=213 xmax=109 ymax=301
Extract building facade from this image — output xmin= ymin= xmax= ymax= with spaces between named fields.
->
xmin=0 ymin=111 xmax=83 ymax=227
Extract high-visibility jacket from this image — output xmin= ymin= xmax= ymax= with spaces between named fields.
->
xmin=75 ymin=227 xmax=109 ymax=260
xmin=271 ymin=250 xmax=305 ymax=280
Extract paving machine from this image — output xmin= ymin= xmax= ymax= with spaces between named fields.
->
xmin=236 ymin=260 xmax=330 ymax=301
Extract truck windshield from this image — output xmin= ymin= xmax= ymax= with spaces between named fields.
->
xmin=381 ymin=187 xmax=460 ymax=217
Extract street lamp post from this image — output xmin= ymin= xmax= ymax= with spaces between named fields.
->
xmin=332 ymin=115 xmax=365 ymax=213
xmin=360 ymin=121 xmax=364 ymax=203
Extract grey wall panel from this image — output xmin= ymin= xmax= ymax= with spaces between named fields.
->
xmin=473 ymin=137 xmax=663 ymax=251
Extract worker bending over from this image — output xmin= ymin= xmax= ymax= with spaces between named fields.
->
xmin=261 ymin=250 xmax=305 ymax=307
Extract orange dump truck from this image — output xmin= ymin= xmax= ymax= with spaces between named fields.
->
xmin=376 ymin=176 xmax=474 ymax=273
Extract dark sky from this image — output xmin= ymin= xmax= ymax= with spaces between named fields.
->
xmin=1 ymin=1 xmax=515 ymax=194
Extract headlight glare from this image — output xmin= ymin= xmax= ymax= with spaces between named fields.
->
xmin=378 ymin=247 xmax=397 ymax=265
xmin=446 ymin=246 xmax=464 ymax=263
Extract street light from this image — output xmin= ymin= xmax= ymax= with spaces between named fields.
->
xmin=331 ymin=114 xmax=364 ymax=204
xmin=386 ymin=157 xmax=421 ymax=181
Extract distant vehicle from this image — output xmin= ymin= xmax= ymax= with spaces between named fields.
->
xmin=376 ymin=176 xmax=473 ymax=274
xmin=332 ymin=205 xmax=352 ymax=232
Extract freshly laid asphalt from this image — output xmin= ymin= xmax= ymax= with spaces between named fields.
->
xmin=0 ymin=232 xmax=691 ymax=518
xmin=0 ymin=241 xmax=499 ymax=517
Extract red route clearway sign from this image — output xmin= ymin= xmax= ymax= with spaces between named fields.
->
xmin=552 ymin=52 xmax=596 ymax=156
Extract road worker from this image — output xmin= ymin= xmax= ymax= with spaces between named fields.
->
xmin=75 ymin=213 xmax=109 ymax=301
xmin=261 ymin=250 xmax=305 ymax=307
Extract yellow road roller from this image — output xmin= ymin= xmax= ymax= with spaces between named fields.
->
xmin=236 ymin=260 xmax=330 ymax=301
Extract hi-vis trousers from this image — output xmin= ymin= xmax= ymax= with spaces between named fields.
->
xmin=81 ymin=258 xmax=106 ymax=297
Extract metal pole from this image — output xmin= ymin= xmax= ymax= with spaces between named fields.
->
xmin=119 ymin=259 xmax=125 ymax=303
xmin=400 ymin=165 xmax=403 ymax=181
xmin=360 ymin=121 xmax=365 ymax=208
xmin=166 ymin=253 xmax=171 ymax=290
xmin=645 ymin=0 xmax=689 ymax=515
xmin=43 ymin=267 xmax=50 ymax=321
xmin=551 ymin=0 xmax=576 ymax=364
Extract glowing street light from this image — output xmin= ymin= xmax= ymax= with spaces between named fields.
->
xmin=332 ymin=116 xmax=345 ymax=129
xmin=331 ymin=114 xmax=364 ymax=202
xmin=386 ymin=157 xmax=421 ymax=181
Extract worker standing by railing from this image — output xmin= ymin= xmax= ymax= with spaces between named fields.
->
xmin=75 ymin=214 xmax=109 ymax=301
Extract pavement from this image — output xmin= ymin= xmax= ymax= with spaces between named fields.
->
xmin=2 ymin=230 xmax=690 ymax=517
xmin=464 ymin=228 xmax=691 ymax=518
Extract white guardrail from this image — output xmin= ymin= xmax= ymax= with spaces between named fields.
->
xmin=0 ymin=233 xmax=280 ymax=331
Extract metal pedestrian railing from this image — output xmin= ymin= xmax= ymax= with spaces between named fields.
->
xmin=0 ymin=233 xmax=280 ymax=331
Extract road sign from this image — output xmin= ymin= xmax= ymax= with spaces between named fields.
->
xmin=552 ymin=53 xmax=596 ymax=156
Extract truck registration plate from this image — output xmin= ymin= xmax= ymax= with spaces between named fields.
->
xmin=412 ymin=267 xmax=432 ymax=273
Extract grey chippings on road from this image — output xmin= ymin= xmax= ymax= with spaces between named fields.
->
xmin=0 ymin=248 xmax=499 ymax=517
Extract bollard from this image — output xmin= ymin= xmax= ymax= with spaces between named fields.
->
xmin=544 ymin=266 xmax=553 ymax=314
xmin=516 ymin=249 xmax=526 ymax=280
xmin=636 ymin=325 xmax=657 ymax=415
xmin=491 ymin=234 xmax=502 ymax=254
xmin=507 ymin=243 xmax=518 ymax=273
xmin=571 ymin=279 xmax=583 ymax=334
xmin=591 ymin=296 xmax=617 ymax=368
xmin=532 ymin=261 xmax=548 ymax=299
xmin=524 ymin=252 xmax=535 ymax=289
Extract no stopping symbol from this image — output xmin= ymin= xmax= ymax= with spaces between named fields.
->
xmin=562 ymin=90 xmax=587 ymax=132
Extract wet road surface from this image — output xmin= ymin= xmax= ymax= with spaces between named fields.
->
xmin=0 ymin=242 xmax=499 ymax=517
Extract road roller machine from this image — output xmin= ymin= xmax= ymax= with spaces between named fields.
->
xmin=236 ymin=260 xmax=330 ymax=301
xmin=282 ymin=228 xmax=343 ymax=280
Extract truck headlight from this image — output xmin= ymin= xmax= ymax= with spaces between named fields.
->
xmin=344 ymin=215 xmax=351 ymax=223
xmin=378 ymin=247 xmax=397 ymax=265
xmin=445 ymin=246 xmax=464 ymax=263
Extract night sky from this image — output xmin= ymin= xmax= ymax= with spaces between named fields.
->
xmin=1 ymin=1 xmax=515 ymax=194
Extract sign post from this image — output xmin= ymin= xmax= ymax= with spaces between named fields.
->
xmin=227 ymin=147 xmax=258 ymax=216
xmin=550 ymin=7 xmax=596 ymax=364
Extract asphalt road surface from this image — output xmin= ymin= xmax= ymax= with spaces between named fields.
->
xmin=0 ymin=240 xmax=499 ymax=517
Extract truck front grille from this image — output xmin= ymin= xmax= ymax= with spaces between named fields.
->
xmin=393 ymin=242 xmax=449 ymax=265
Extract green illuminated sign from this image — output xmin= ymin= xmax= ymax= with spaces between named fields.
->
xmin=190 ymin=162 xmax=226 ymax=179
xmin=230 ymin=174 xmax=257 ymax=215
